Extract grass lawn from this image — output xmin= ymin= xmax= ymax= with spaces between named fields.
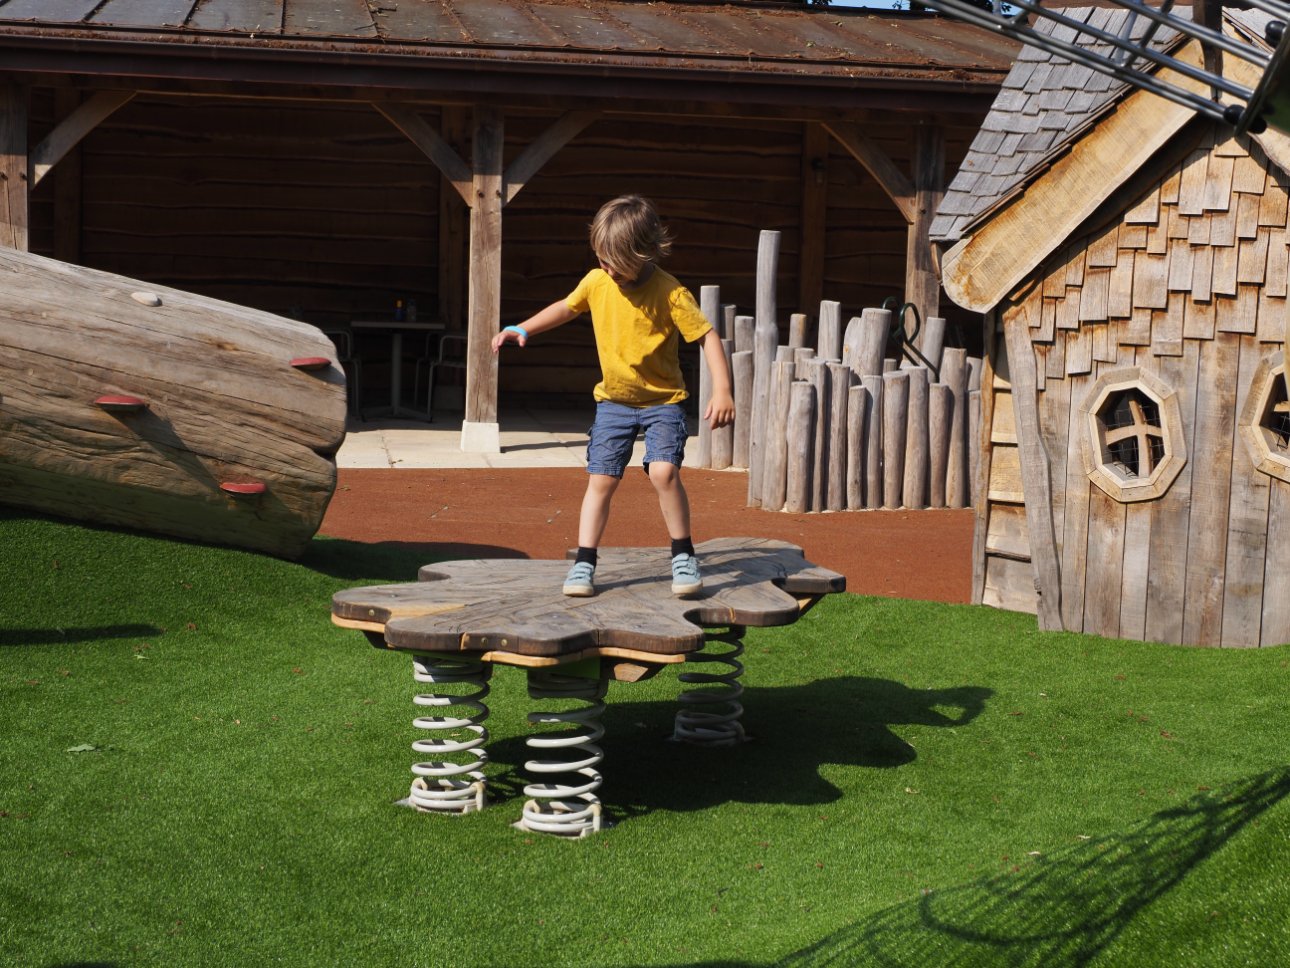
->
xmin=2 ymin=509 xmax=1288 ymax=967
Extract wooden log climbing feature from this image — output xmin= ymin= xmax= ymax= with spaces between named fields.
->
xmin=882 ymin=370 xmax=910 ymax=510
xmin=827 ymin=362 xmax=851 ymax=512
xmin=732 ymin=349 xmax=754 ymax=468
xmin=0 ymin=247 xmax=347 ymax=558
xmin=762 ymin=359 xmax=794 ymax=513
xmin=785 ymin=382 xmax=816 ymax=514
xmin=904 ymin=366 xmax=930 ymax=509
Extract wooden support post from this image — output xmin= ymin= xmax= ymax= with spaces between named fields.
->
xmin=808 ymin=359 xmax=829 ymax=511
xmin=905 ymin=125 xmax=944 ymax=328
xmin=854 ymin=307 xmax=890 ymax=378
xmin=463 ymin=106 xmax=503 ymax=452
xmin=1 ymin=79 xmax=28 ymax=251
xmin=53 ymin=90 xmax=81 ymax=265
xmin=943 ymin=347 xmax=970 ymax=508
xmin=788 ymin=313 xmax=809 ymax=349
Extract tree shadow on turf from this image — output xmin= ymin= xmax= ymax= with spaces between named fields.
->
xmin=769 ymin=765 xmax=1290 ymax=967
xmin=482 ymin=676 xmax=992 ymax=814
xmin=0 ymin=624 xmax=163 ymax=647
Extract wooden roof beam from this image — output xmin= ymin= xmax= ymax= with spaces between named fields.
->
xmin=822 ymin=120 xmax=916 ymax=223
xmin=30 ymin=90 xmax=134 ymax=189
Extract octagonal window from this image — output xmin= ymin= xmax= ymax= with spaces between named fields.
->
xmin=1081 ymin=367 xmax=1186 ymax=502
xmin=1239 ymin=357 xmax=1290 ymax=483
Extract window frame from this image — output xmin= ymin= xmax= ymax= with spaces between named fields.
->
xmin=1238 ymin=355 xmax=1290 ymax=483
xmin=1080 ymin=367 xmax=1186 ymax=503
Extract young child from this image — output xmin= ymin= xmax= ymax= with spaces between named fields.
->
xmin=491 ymin=194 xmax=735 ymax=598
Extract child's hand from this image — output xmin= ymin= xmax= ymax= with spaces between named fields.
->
xmin=705 ymin=390 xmax=735 ymax=429
xmin=491 ymin=325 xmax=528 ymax=353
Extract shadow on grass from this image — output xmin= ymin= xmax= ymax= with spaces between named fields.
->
xmin=0 ymin=624 xmax=163 ymax=647
xmin=483 ymin=677 xmax=991 ymax=812
xmin=303 ymin=537 xmax=530 ymax=583
xmin=770 ymin=766 xmax=1290 ymax=967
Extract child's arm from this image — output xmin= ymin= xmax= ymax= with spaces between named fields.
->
xmin=700 ymin=328 xmax=735 ymax=429
xmin=491 ymin=300 xmax=579 ymax=352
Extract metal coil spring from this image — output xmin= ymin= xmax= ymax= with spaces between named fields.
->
xmin=408 ymin=653 xmax=491 ymax=814
xmin=517 ymin=668 xmax=607 ymax=837
xmin=673 ymin=625 xmax=746 ymax=747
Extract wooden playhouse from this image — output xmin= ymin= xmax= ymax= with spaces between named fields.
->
xmin=933 ymin=8 xmax=1290 ymax=647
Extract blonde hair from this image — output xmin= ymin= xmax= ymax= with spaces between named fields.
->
xmin=589 ymin=195 xmax=673 ymax=278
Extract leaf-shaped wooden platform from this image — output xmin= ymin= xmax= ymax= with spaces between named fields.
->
xmin=332 ymin=537 xmax=845 ymax=659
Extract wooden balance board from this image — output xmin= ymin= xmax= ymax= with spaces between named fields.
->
xmin=0 ymin=247 xmax=347 ymax=558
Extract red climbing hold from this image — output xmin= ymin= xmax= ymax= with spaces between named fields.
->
xmin=220 ymin=481 xmax=267 ymax=496
xmin=290 ymin=356 xmax=331 ymax=371
xmin=94 ymin=395 xmax=147 ymax=413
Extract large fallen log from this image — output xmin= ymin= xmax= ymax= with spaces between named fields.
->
xmin=0 ymin=247 xmax=347 ymax=558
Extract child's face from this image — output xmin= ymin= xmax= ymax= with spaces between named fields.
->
xmin=599 ymin=257 xmax=652 ymax=288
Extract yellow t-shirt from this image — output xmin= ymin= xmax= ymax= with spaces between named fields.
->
xmin=565 ymin=267 xmax=711 ymax=406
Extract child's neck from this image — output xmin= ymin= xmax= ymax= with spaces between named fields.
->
xmin=619 ymin=263 xmax=655 ymax=290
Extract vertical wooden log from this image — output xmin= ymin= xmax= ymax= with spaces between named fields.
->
xmin=722 ymin=304 xmax=737 ymax=341
xmin=697 ymin=285 xmax=720 ymax=468
xmin=929 ymin=383 xmax=953 ymax=508
xmin=846 ymin=384 xmax=869 ymax=509
xmin=943 ymin=347 xmax=970 ymax=508
xmin=732 ymin=349 xmax=754 ymax=468
xmin=905 ymin=124 xmax=944 ymax=327
xmin=808 ymin=359 xmax=831 ymax=511
xmin=762 ymin=360 xmax=795 ymax=511
xmin=903 ymin=367 xmax=930 ymax=509
xmin=746 ymin=319 xmax=778 ymax=507
xmin=1 ymin=79 xmax=29 ymax=251
xmin=794 ymin=347 xmax=815 ymax=380
xmin=921 ymin=316 xmax=947 ymax=373
xmin=969 ymin=387 xmax=982 ymax=508
xmin=855 ymin=307 xmax=890 ymax=377
xmin=789 ymin=313 xmax=809 ymax=349
xmin=827 ymin=362 xmax=851 ymax=511
xmin=756 ymin=230 xmax=780 ymax=332
xmin=463 ymin=106 xmax=503 ymax=449
xmin=882 ymin=371 xmax=909 ymax=509
xmin=817 ymin=299 xmax=843 ymax=361
xmin=711 ymin=339 xmax=735 ymax=470
xmin=734 ymin=315 xmax=755 ymax=354
xmin=785 ymin=381 xmax=816 ymax=514
xmin=863 ymin=374 xmax=883 ymax=509
xmin=799 ymin=122 xmax=828 ymax=315
xmin=841 ymin=316 xmax=862 ymax=369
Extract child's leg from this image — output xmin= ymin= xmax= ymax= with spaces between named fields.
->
xmin=578 ymin=473 xmax=621 ymax=548
xmin=647 ymin=461 xmax=691 ymax=540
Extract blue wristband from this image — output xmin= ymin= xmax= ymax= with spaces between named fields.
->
xmin=504 ymin=325 xmax=529 ymax=340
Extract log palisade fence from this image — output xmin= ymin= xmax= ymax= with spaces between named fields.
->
xmin=695 ymin=231 xmax=983 ymax=513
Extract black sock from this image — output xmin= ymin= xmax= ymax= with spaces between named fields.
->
xmin=575 ymin=546 xmax=598 ymax=567
xmin=671 ymin=537 xmax=694 ymax=558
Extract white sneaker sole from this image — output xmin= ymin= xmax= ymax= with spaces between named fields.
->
xmin=671 ymin=581 xmax=702 ymax=597
xmin=563 ymin=585 xmax=595 ymax=597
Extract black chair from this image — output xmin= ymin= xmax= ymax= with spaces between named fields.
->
xmin=413 ymin=333 xmax=467 ymax=421
xmin=322 ymin=328 xmax=364 ymax=419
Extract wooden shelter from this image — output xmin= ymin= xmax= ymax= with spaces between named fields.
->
xmin=0 ymin=0 xmax=1015 ymax=451
xmin=934 ymin=7 xmax=1290 ymax=647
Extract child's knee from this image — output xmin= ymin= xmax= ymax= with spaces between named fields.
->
xmin=647 ymin=460 xmax=681 ymax=488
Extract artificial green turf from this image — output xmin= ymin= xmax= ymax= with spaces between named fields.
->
xmin=1 ymin=508 xmax=1287 ymax=967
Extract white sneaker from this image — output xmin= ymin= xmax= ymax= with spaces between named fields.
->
xmin=563 ymin=561 xmax=596 ymax=597
xmin=671 ymin=553 xmax=702 ymax=597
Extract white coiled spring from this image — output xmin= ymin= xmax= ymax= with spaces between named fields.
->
xmin=672 ymin=625 xmax=746 ymax=747
xmin=408 ymin=653 xmax=491 ymax=814
xmin=517 ymin=668 xmax=607 ymax=837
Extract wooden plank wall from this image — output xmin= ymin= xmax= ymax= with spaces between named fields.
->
xmin=24 ymin=90 xmax=981 ymax=404
xmin=986 ymin=126 xmax=1290 ymax=646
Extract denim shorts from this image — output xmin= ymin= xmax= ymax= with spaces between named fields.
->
xmin=586 ymin=401 xmax=688 ymax=477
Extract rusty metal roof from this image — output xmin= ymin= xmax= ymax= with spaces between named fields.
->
xmin=0 ymin=1 xmax=1018 ymax=91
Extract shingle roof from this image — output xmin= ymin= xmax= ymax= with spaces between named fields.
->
xmin=0 ymin=1 xmax=1019 ymax=88
xmin=931 ymin=7 xmax=1185 ymax=245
